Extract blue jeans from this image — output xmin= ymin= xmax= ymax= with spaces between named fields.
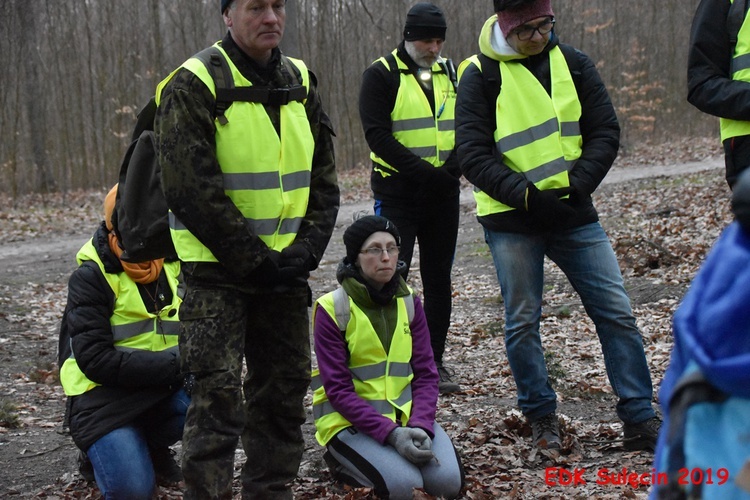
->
xmin=484 ymin=223 xmax=655 ymax=424
xmin=86 ymin=389 xmax=190 ymax=499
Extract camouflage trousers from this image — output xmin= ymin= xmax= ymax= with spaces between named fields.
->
xmin=178 ymin=282 xmax=311 ymax=500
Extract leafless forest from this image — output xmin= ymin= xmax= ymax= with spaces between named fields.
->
xmin=1 ymin=0 xmax=714 ymax=198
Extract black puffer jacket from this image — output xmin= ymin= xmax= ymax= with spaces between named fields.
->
xmin=456 ymin=17 xmax=619 ymax=234
xmin=58 ymin=222 xmax=181 ymax=451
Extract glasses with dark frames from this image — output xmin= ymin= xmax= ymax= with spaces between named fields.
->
xmin=512 ymin=17 xmax=555 ymax=41
xmin=360 ymin=246 xmax=400 ymax=257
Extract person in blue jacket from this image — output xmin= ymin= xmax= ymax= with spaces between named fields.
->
xmin=651 ymin=168 xmax=750 ymax=499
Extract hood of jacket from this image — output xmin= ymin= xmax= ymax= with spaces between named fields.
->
xmin=76 ymin=222 xmax=124 ymax=275
xmin=478 ymin=14 xmax=558 ymax=63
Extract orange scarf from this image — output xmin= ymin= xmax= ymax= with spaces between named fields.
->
xmin=104 ymin=185 xmax=164 ymax=284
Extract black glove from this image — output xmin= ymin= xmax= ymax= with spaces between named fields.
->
xmin=526 ymin=184 xmax=577 ymax=229
xmin=280 ymin=244 xmax=315 ymax=270
xmin=247 ymin=250 xmax=281 ymax=286
xmin=427 ymin=165 xmax=460 ymax=192
xmin=278 ymin=244 xmax=312 ymax=287
xmin=387 ymin=427 xmax=434 ymax=466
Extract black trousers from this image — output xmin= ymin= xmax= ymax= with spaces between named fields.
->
xmin=375 ymin=195 xmax=460 ymax=362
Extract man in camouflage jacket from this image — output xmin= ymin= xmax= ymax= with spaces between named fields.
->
xmin=155 ymin=1 xmax=339 ymax=498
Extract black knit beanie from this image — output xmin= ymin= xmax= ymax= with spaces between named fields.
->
xmin=732 ymin=168 xmax=750 ymax=233
xmin=343 ymin=215 xmax=401 ymax=264
xmin=221 ymin=0 xmax=232 ymax=13
xmin=403 ymin=2 xmax=447 ymax=41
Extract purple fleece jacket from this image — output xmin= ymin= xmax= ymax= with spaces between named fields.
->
xmin=313 ymin=293 xmax=440 ymax=444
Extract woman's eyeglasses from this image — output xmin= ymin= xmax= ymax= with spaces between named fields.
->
xmin=512 ymin=18 xmax=555 ymax=41
xmin=361 ymin=246 xmax=400 ymax=257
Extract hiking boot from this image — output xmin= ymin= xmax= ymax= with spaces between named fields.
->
xmin=77 ymin=450 xmax=95 ymax=483
xmin=531 ymin=413 xmax=561 ymax=450
xmin=623 ymin=416 xmax=661 ymax=451
xmin=150 ymin=447 xmax=183 ymax=484
xmin=436 ymin=362 xmax=461 ymax=394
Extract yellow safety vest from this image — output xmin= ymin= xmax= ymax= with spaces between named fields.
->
xmin=310 ymin=291 xmax=414 ymax=446
xmin=158 ymin=43 xmax=315 ymax=261
xmin=462 ymin=47 xmax=582 ymax=216
xmin=371 ymin=50 xmax=456 ymax=178
xmin=60 ymin=241 xmax=181 ymax=396
xmin=721 ymin=0 xmax=750 ymax=141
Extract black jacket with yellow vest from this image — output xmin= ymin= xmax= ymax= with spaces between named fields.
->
xmin=58 ymin=222 xmax=183 ymax=451
xmin=688 ymin=0 xmax=750 ymax=187
xmin=456 ymin=17 xmax=619 ymax=234
xmin=360 ymin=41 xmax=462 ymax=207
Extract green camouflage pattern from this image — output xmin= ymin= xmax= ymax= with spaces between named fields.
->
xmin=179 ymin=282 xmax=311 ymax=499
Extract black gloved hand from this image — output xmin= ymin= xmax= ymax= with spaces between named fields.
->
xmin=277 ymin=244 xmax=312 ymax=287
xmin=526 ymin=184 xmax=577 ymax=229
xmin=428 ymin=165 xmax=461 ymax=192
xmin=280 ymin=244 xmax=315 ymax=271
xmin=247 ymin=250 xmax=281 ymax=286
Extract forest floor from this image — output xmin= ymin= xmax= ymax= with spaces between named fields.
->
xmin=0 ymin=138 xmax=735 ymax=499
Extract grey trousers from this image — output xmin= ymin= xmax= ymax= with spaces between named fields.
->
xmin=327 ymin=422 xmax=463 ymax=500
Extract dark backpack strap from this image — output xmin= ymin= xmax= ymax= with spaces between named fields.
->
xmin=440 ymin=58 xmax=459 ymax=92
xmin=729 ymin=0 xmax=748 ymax=48
xmin=478 ymin=53 xmax=502 ymax=108
xmin=728 ymin=0 xmax=748 ymax=74
xmin=192 ymin=46 xmax=235 ymax=125
xmin=557 ymin=43 xmax=583 ymax=82
xmin=131 ymin=96 xmax=157 ymax=141
xmin=194 ymin=47 xmax=306 ymax=124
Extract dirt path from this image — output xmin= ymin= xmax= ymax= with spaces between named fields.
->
xmin=0 ymin=157 xmax=725 ymax=498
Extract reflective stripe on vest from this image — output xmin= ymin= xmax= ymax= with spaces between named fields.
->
xmin=721 ymin=0 xmax=750 ymax=140
xmin=310 ymin=290 xmax=414 ymax=446
xmin=59 ymin=240 xmax=181 ymax=396
xmin=370 ymin=50 xmax=456 ymax=178
xmin=471 ymin=47 xmax=582 ymax=216
xmin=159 ymin=43 xmax=315 ymax=260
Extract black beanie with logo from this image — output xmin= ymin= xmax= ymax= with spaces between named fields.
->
xmin=343 ymin=216 xmax=401 ymax=264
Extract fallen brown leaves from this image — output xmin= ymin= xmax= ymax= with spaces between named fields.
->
xmin=0 ymin=143 xmax=734 ymax=499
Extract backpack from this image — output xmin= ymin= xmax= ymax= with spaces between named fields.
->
xmin=113 ymin=46 xmax=306 ymax=263
xmin=331 ymin=286 xmax=415 ymax=333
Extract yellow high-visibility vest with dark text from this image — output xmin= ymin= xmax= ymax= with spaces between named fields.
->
xmin=371 ymin=50 xmax=456 ymax=178
xmin=310 ymin=291 xmax=414 ymax=446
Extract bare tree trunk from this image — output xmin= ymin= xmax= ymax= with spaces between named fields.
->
xmin=19 ymin=2 xmax=56 ymax=195
xmin=281 ymin=0 xmax=300 ymax=56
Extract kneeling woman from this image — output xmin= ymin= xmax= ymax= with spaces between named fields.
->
xmin=59 ymin=185 xmax=189 ymax=498
xmin=311 ymin=216 xmax=464 ymax=499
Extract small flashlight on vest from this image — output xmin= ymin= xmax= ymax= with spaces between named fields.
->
xmin=418 ymin=69 xmax=432 ymax=82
